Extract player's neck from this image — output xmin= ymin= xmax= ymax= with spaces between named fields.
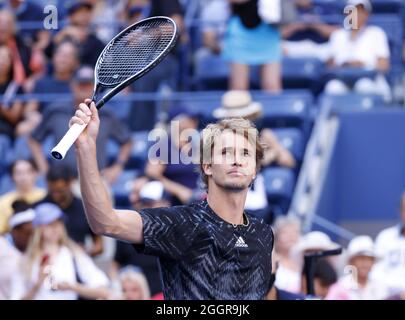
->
xmin=206 ymin=185 xmax=247 ymax=226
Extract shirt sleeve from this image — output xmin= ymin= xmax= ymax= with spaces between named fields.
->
xmin=134 ymin=206 xmax=201 ymax=260
xmin=75 ymin=251 xmax=109 ymax=288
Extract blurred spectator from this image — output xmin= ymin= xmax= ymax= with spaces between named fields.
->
xmin=198 ymin=0 xmax=229 ymax=55
xmin=0 ymin=158 xmax=46 ymax=235
xmin=0 ymin=235 xmax=21 ymax=299
xmin=89 ymin=0 xmax=127 ymax=43
xmin=10 ymin=202 xmax=109 ymax=300
xmin=35 ymin=165 xmax=103 ymax=257
xmin=29 ymin=66 xmax=133 ymax=181
xmin=295 ymin=231 xmax=340 ymax=255
xmin=293 ymin=231 xmax=342 ymax=278
xmin=0 ymin=45 xmax=25 ymax=139
xmin=327 ymin=235 xmax=388 ymax=300
xmin=52 ymin=1 xmax=105 ymax=67
xmin=300 ymin=257 xmax=337 ymax=299
xmin=273 ymin=215 xmax=302 ymax=293
xmin=371 ymin=192 xmax=405 ymax=296
xmin=6 ymin=200 xmax=35 ymax=253
xmin=0 ymin=9 xmax=34 ymax=86
xmin=324 ymin=0 xmax=391 ymax=101
xmin=17 ymin=41 xmax=80 ymax=137
xmin=282 ymin=0 xmax=338 ymax=61
xmin=222 ymin=0 xmax=282 ymax=91
xmin=2 ymin=0 xmax=52 ymax=52
xmin=127 ymin=0 xmax=185 ymax=131
xmin=266 ymin=251 xmax=306 ymax=300
xmin=115 ymin=266 xmax=151 ymax=300
xmin=213 ymin=91 xmax=296 ymax=169
xmin=133 ymin=105 xmax=201 ymax=206
xmin=124 ymin=0 xmax=151 ymax=26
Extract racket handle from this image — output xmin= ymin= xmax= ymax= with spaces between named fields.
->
xmin=51 ymin=122 xmax=87 ymax=160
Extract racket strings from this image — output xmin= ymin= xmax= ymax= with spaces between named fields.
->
xmin=97 ymin=20 xmax=175 ymax=86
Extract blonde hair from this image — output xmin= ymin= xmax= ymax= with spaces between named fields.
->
xmin=119 ymin=268 xmax=151 ymax=300
xmin=22 ymin=221 xmax=81 ymax=280
xmin=199 ymin=118 xmax=264 ymax=188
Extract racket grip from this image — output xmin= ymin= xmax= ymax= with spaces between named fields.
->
xmin=51 ymin=123 xmax=87 ymax=160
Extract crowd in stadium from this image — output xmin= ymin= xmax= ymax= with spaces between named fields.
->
xmin=0 ymin=0 xmax=404 ymax=300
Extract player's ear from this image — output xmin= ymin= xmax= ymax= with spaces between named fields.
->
xmin=202 ymin=163 xmax=212 ymax=176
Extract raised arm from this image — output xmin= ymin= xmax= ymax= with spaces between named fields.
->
xmin=72 ymin=99 xmax=143 ymax=244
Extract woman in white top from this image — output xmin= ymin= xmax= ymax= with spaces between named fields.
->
xmin=10 ymin=203 xmax=109 ymax=300
xmin=273 ymin=216 xmax=302 ymax=293
xmin=325 ymin=0 xmax=391 ymax=101
xmin=0 ymin=236 xmax=21 ymax=299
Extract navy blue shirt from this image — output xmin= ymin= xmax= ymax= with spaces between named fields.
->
xmin=134 ymin=200 xmax=274 ymax=300
xmin=32 ymin=75 xmax=71 ymax=112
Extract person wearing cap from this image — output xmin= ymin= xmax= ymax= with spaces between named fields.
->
xmin=326 ymin=235 xmax=388 ymax=300
xmin=9 ymin=202 xmax=109 ymax=300
xmin=29 ymin=65 xmax=133 ymax=183
xmin=6 ymin=200 xmax=35 ymax=253
xmin=133 ymin=104 xmax=202 ymax=206
xmin=36 ymin=164 xmax=103 ymax=257
xmin=324 ymin=0 xmax=391 ymax=101
xmin=52 ymin=0 xmax=104 ymax=67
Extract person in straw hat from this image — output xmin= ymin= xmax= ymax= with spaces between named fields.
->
xmin=326 ymin=235 xmax=388 ymax=300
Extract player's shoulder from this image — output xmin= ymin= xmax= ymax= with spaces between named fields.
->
xmin=139 ymin=202 xmax=202 ymax=221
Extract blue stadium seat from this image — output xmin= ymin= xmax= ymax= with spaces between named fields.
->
xmin=111 ymin=170 xmax=140 ymax=209
xmin=0 ymin=135 xmax=12 ymax=176
xmin=262 ymin=167 xmax=296 ymax=201
xmin=252 ymin=91 xmax=313 ymax=133
xmin=0 ymin=174 xmax=13 ymax=195
xmin=194 ymin=53 xmax=229 ymax=90
xmin=282 ymin=57 xmax=325 ymax=89
xmin=272 ymin=128 xmax=305 ymax=162
xmin=319 ymin=93 xmax=385 ymax=111
xmin=107 ymin=131 xmax=150 ymax=170
xmin=262 ymin=167 xmax=296 ymax=215
xmin=179 ymin=90 xmax=314 ymax=136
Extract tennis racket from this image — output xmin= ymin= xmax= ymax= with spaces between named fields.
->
xmin=51 ymin=16 xmax=178 ymax=160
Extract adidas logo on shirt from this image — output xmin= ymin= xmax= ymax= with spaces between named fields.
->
xmin=235 ymin=236 xmax=248 ymax=248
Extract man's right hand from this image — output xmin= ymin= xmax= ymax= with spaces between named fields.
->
xmin=69 ymin=99 xmax=100 ymax=148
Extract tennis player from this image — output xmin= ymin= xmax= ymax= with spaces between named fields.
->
xmin=71 ymin=99 xmax=274 ymax=300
